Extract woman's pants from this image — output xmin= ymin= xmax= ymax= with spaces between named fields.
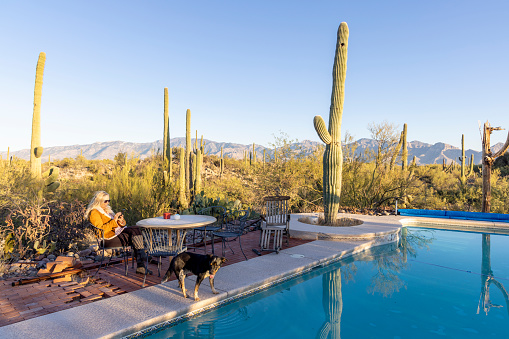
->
xmin=103 ymin=226 xmax=147 ymax=269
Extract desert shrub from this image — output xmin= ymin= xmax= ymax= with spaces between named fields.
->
xmin=2 ymin=196 xmax=51 ymax=260
xmin=46 ymin=199 xmax=89 ymax=253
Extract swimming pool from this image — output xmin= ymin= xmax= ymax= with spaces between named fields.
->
xmin=138 ymin=227 xmax=509 ymax=338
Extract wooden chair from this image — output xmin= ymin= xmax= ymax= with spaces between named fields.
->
xmin=212 ymin=209 xmax=250 ymax=260
xmin=88 ymin=223 xmax=133 ymax=278
xmin=253 ymin=196 xmax=291 ymax=255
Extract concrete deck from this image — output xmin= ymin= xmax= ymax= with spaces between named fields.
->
xmin=0 ymin=213 xmax=504 ymax=339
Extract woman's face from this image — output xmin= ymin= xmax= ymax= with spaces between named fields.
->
xmin=100 ymin=195 xmax=110 ymax=210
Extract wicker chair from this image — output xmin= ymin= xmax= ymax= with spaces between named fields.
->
xmin=140 ymin=226 xmax=187 ymax=287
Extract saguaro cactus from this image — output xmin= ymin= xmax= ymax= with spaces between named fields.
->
xmin=389 ymin=129 xmax=404 ymax=170
xmin=194 ymin=149 xmax=202 ymax=194
xmin=163 ymin=87 xmax=171 ymax=178
xmin=42 ymin=166 xmax=60 ymax=192
xmin=313 ymin=22 xmax=349 ymax=223
xmin=459 ymin=134 xmax=466 ymax=185
xmin=30 ymin=52 xmax=46 ymax=179
xmin=252 ymin=143 xmax=256 ymax=164
xmin=481 ymin=121 xmax=509 ymax=212
xmin=401 ymin=123 xmax=408 ymax=171
xmin=469 ymin=154 xmax=474 ymax=176
xmin=185 ymin=109 xmax=191 ymax=197
xmin=220 ymin=146 xmax=224 ymax=177
xmin=179 ymin=148 xmax=187 ymax=209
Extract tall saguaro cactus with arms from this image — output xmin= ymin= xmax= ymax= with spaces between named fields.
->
xmin=313 ymin=22 xmax=349 ymax=224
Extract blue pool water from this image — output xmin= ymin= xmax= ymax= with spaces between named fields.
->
xmin=143 ymin=227 xmax=509 ymax=338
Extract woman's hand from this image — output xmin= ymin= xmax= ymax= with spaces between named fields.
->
xmin=116 ymin=212 xmax=127 ymax=227
xmin=114 ymin=212 xmax=122 ymax=221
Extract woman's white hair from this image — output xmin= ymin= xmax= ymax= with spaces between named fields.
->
xmin=84 ymin=191 xmax=113 ymax=220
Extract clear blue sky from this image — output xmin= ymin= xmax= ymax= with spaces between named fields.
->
xmin=1 ymin=1 xmax=508 ymax=153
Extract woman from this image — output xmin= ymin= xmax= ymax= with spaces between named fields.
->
xmin=85 ymin=191 xmax=152 ymax=275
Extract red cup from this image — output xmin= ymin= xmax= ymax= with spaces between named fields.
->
xmin=163 ymin=212 xmax=172 ymax=219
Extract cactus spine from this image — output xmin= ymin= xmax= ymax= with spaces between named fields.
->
xmin=30 ymin=52 xmax=46 ymax=179
xmin=185 ymin=109 xmax=191 ymax=197
xmin=313 ymin=22 xmax=348 ymax=223
xmin=163 ymin=87 xmax=171 ymax=178
xmin=401 ymin=123 xmax=408 ymax=171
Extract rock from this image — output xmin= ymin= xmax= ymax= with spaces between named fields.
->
xmin=41 ymin=258 xmax=50 ymax=264
xmin=9 ymin=266 xmax=19 ymax=273
xmin=47 ymin=254 xmax=56 ymax=260
xmin=35 ymin=254 xmax=46 ymax=261
xmin=80 ymin=248 xmax=92 ymax=257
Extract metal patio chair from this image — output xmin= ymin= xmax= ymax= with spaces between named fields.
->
xmin=212 ymin=209 xmax=250 ymax=260
xmin=89 ymin=223 xmax=133 ymax=278
xmin=191 ymin=206 xmax=227 ymax=254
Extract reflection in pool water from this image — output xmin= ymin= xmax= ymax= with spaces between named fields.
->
xmin=140 ymin=227 xmax=509 ymax=338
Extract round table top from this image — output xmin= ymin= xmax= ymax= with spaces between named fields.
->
xmin=136 ymin=215 xmax=216 ymax=229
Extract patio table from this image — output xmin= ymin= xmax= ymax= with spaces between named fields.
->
xmin=136 ymin=215 xmax=217 ymax=255
xmin=136 ymin=215 xmax=216 ymax=285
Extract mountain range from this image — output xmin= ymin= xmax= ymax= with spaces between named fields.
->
xmin=1 ymin=138 xmax=502 ymax=165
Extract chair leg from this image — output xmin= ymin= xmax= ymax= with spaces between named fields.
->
xmin=92 ymin=246 xmax=106 ymax=278
xmin=210 ymin=232 xmax=214 ymax=255
xmin=123 ymin=247 xmax=128 ymax=276
xmin=192 ymin=229 xmax=197 ymax=251
xmin=239 ymin=236 xmax=247 ymax=261
xmin=142 ymin=252 xmax=149 ymax=287
xmin=221 ymin=238 xmax=226 ymax=257
xmin=226 ymin=238 xmax=235 ymax=255
xmin=157 ymin=256 xmax=162 ymax=277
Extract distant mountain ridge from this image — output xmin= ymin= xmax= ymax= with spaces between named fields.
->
xmin=1 ymin=138 xmax=498 ymax=165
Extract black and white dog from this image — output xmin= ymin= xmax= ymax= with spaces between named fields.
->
xmin=161 ymin=252 xmax=227 ymax=301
